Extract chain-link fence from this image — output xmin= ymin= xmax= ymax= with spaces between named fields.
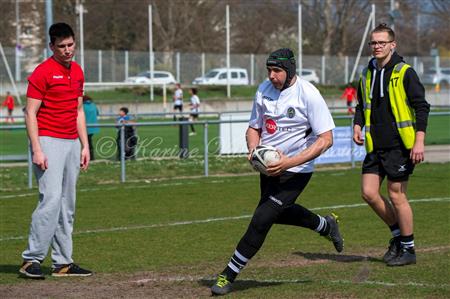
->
xmin=2 ymin=47 xmax=449 ymax=89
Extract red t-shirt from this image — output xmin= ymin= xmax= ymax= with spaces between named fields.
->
xmin=341 ymin=87 xmax=356 ymax=103
xmin=2 ymin=95 xmax=14 ymax=110
xmin=27 ymin=57 xmax=84 ymax=139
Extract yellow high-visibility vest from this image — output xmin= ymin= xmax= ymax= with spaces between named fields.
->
xmin=360 ymin=62 xmax=416 ymax=153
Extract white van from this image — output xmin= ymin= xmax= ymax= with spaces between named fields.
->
xmin=125 ymin=71 xmax=176 ymax=85
xmin=298 ymin=68 xmax=320 ymax=84
xmin=192 ymin=68 xmax=249 ymax=85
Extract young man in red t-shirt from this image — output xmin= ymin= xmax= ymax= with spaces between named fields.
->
xmin=20 ymin=23 xmax=92 ymax=279
xmin=1 ymin=91 xmax=15 ymax=123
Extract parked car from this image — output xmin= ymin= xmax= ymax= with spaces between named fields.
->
xmin=422 ymin=67 xmax=450 ymax=88
xmin=192 ymin=68 xmax=249 ymax=85
xmin=298 ymin=68 xmax=320 ymax=84
xmin=125 ymin=71 xmax=176 ymax=85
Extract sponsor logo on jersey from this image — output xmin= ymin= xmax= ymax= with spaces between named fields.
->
xmin=263 ymin=95 xmax=276 ymax=102
xmin=53 ymin=75 xmax=64 ymax=79
xmin=265 ymin=118 xmax=277 ymax=134
xmin=287 ymin=107 xmax=295 ymax=118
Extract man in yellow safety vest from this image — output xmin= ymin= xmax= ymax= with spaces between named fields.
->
xmin=353 ymin=23 xmax=430 ymax=267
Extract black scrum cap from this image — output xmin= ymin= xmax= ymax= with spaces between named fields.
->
xmin=266 ymin=48 xmax=296 ymax=90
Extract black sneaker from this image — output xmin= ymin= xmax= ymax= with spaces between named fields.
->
xmin=383 ymin=238 xmax=400 ymax=263
xmin=387 ymin=248 xmax=416 ymax=267
xmin=19 ymin=261 xmax=45 ymax=279
xmin=324 ymin=213 xmax=344 ymax=253
xmin=211 ymin=274 xmax=233 ymax=296
xmin=52 ymin=263 xmax=93 ymax=277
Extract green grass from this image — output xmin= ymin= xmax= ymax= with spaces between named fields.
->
xmin=1 ymin=114 xmax=449 ymax=158
xmin=86 ymin=85 xmax=260 ymax=104
xmin=0 ymin=163 xmax=449 ymax=297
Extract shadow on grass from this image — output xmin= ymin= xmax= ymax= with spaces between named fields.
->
xmin=293 ymin=251 xmax=383 ymax=263
xmin=198 ymin=277 xmax=311 ymax=293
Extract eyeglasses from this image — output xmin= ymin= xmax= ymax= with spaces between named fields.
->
xmin=368 ymin=40 xmax=394 ymax=48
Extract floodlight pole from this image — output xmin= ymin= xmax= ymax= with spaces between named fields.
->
xmin=15 ymin=0 xmax=21 ymax=82
xmin=78 ymin=3 xmax=85 ymax=71
xmin=45 ymin=0 xmax=53 ymax=57
xmin=390 ymin=0 xmax=395 ymax=30
xmin=226 ymin=5 xmax=230 ymax=99
xmin=149 ymin=5 xmax=154 ymax=101
xmin=298 ymin=3 xmax=302 ymax=76
xmin=349 ymin=4 xmax=375 ymax=83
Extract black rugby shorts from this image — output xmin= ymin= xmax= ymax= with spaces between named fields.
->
xmin=362 ymin=147 xmax=414 ymax=182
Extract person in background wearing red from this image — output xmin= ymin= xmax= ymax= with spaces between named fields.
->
xmin=20 ymin=22 xmax=92 ymax=279
xmin=341 ymin=83 xmax=357 ymax=114
xmin=2 ymin=91 xmax=15 ymax=123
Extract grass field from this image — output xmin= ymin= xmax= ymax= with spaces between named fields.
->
xmin=1 ymin=113 xmax=449 ymax=158
xmin=1 ymin=162 xmax=449 ymax=298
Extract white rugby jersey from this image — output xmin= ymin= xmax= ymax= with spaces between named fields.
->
xmin=249 ymin=76 xmax=335 ymax=173
xmin=174 ymin=88 xmax=183 ymax=106
xmin=190 ymin=95 xmax=200 ymax=113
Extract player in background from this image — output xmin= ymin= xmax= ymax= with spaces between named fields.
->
xmin=173 ymin=83 xmax=183 ymax=121
xmin=353 ymin=23 xmax=430 ymax=266
xmin=2 ymin=91 xmax=15 ymax=123
xmin=211 ymin=48 xmax=344 ymax=296
xmin=188 ymin=87 xmax=200 ymax=136
xmin=341 ymin=83 xmax=357 ymax=114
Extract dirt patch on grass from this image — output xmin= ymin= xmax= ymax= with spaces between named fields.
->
xmin=1 ymin=271 xmax=211 ymax=299
xmin=2 ymin=246 xmax=449 ymax=298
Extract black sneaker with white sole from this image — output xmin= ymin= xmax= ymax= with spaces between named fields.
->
xmin=324 ymin=213 xmax=344 ymax=253
xmin=52 ymin=263 xmax=93 ymax=277
xmin=19 ymin=261 xmax=45 ymax=279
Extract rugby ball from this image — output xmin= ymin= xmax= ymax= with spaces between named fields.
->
xmin=250 ymin=145 xmax=281 ymax=175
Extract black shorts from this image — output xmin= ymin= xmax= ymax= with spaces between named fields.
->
xmin=174 ymin=105 xmax=183 ymax=112
xmin=258 ymin=172 xmax=312 ymax=208
xmin=362 ymin=147 xmax=414 ymax=182
xmin=190 ymin=113 xmax=199 ymax=118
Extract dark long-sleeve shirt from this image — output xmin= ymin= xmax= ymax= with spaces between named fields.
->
xmin=353 ymin=52 xmax=430 ymax=150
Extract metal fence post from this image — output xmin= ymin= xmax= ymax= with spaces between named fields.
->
xmin=98 ymin=50 xmax=102 ymax=82
xmin=120 ymin=125 xmax=126 ymax=182
xmin=203 ymin=122 xmax=209 ymax=177
xmin=163 ymin=83 xmax=167 ymax=112
xmin=125 ymin=50 xmax=129 ymax=80
xmin=176 ymin=52 xmax=180 ymax=83
xmin=201 ymin=52 xmax=205 ymax=77
xmin=27 ymin=140 xmax=33 ymax=189
xmin=250 ymin=53 xmax=254 ymax=85
xmin=344 ymin=55 xmax=349 ymax=84
xmin=321 ymin=55 xmax=326 ymax=84
xmin=350 ymin=117 xmax=355 ymax=168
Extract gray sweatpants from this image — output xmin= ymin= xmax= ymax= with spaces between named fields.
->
xmin=22 ymin=136 xmax=81 ymax=266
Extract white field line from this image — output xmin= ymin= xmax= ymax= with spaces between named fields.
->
xmin=0 ymin=180 xmax=227 ymax=200
xmin=1 ymin=197 xmax=449 ymax=242
xmin=131 ymin=276 xmax=450 ymax=289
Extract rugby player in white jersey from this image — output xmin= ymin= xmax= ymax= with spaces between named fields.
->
xmin=211 ymin=48 xmax=344 ymax=296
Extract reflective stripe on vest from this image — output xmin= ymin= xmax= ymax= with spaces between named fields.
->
xmin=360 ymin=62 xmax=416 ymax=153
